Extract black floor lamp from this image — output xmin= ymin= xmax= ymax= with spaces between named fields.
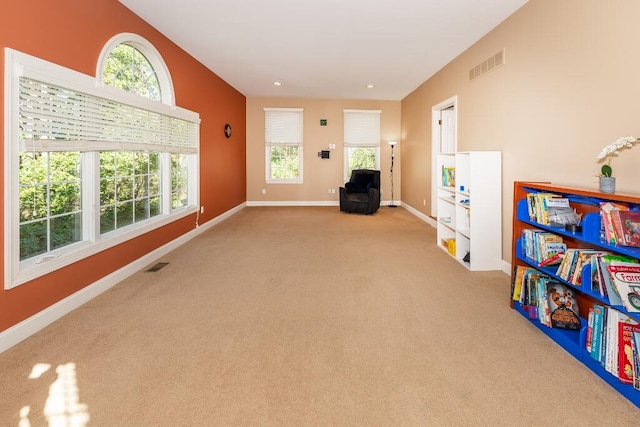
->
xmin=388 ymin=141 xmax=397 ymax=208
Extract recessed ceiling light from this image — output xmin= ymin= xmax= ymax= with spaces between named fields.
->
xmin=273 ymin=81 xmax=282 ymax=86
xmin=366 ymin=84 xmax=375 ymax=89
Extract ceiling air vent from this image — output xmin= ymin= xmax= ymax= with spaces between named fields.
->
xmin=469 ymin=49 xmax=505 ymax=82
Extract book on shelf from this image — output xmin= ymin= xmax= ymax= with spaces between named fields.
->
xmin=547 ymin=282 xmax=581 ymax=330
xmin=544 ymin=197 xmax=581 ymax=226
xmin=521 ymin=229 xmax=565 ymax=266
xmin=441 ymin=166 xmax=455 ymax=187
xmin=590 ymin=304 xmax=605 ymax=362
xmin=516 ymin=269 xmax=580 ymax=330
xmin=520 ymin=270 xmax=544 ymax=320
xmin=600 ymin=201 xmax=629 ymax=245
xmin=526 ymin=192 xmax=561 ymax=224
xmin=600 ymin=308 xmax=637 ymax=377
xmin=604 ymin=308 xmax=621 ymax=375
xmin=592 ymin=253 xmax=636 ymax=301
xmin=538 ymin=252 xmax=564 ymax=267
xmin=586 ymin=307 xmax=595 ymax=353
xmin=584 ymin=304 xmax=640 ymax=381
xmin=547 ymin=206 xmax=580 ymax=227
xmin=556 ymin=248 xmax=577 ymax=281
xmin=555 ymin=248 xmax=604 ymax=285
xmin=607 ymin=262 xmax=640 ymax=313
xmin=591 ymin=255 xmax=605 ymax=296
xmin=570 ymin=250 xmax=606 ymax=286
xmin=611 ymin=210 xmax=640 ymax=248
xmin=619 ymin=322 xmax=640 ymax=384
xmin=512 ymin=265 xmax=538 ymax=302
xmin=633 ymin=332 xmax=640 ymax=390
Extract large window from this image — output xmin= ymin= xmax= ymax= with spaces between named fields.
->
xmin=99 ymin=151 xmax=161 ymax=234
xmin=264 ymin=108 xmax=303 ymax=183
xmin=343 ymin=109 xmax=381 ymax=180
xmin=5 ymin=36 xmax=199 ymax=289
xmin=19 ymin=152 xmax=82 ymax=260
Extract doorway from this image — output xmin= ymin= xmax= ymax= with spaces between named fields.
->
xmin=431 ymin=96 xmax=457 ymax=217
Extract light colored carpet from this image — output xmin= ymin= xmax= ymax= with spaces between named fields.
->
xmin=0 ymin=206 xmax=637 ymax=426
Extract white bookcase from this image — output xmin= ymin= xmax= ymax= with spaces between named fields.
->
xmin=436 ymin=151 xmax=502 ymax=270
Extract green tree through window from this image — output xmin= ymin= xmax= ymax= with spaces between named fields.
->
xmin=103 ymin=44 xmax=161 ymax=101
xmin=348 ymin=147 xmax=376 ymax=176
xmin=19 ymin=152 xmax=82 ymax=260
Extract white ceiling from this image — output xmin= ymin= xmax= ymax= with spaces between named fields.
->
xmin=118 ymin=0 xmax=528 ymax=101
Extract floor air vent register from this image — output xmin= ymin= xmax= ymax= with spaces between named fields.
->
xmin=146 ymin=262 xmax=169 ymax=272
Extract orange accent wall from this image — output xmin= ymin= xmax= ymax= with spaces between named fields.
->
xmin=0 ymin=0 xmax=246 ymax=332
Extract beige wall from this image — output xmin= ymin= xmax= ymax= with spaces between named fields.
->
xmin=401 ymin=0 xmax=640 ymax=263
xmin=247 ymin=98 xmax=401 ymax=203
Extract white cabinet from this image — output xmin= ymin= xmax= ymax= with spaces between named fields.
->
xmin=436 ymin=151 xmax=502 ymax=270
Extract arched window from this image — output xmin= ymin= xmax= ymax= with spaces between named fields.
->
xmin=103 ymin=43 xmax=161 ymax=101
xmin=96 ymin=34 xmax=195 ymax=234
xmin=5 ymin=35 xmax=199 ymax=289
xmin=97 ymin=33 xmax=175 ymax=105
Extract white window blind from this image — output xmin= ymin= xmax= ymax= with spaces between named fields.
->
xmin=19 ymin=77 xmax=198 ymax=154
xmin=343 ymin=109 xmax=381 ymax=147
xmin=264 ymin=108 xmax=303 ymax=146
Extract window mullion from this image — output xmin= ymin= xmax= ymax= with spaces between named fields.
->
xmin=188 ymin=153 xmax=199 ymax=209
xmin=83 ymin=152 xmax=99 ymax=242
xmin=161 ymin=153 xmax=172 ymax=214
xmin=46 ymin=154 xmax=52 ymax=253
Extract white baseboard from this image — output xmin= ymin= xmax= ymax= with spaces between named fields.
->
xmin=246 ymin=201 xmax=340 ymax=207
xmin=246 ymin=200 xmax=404 ymax=208
xmin=0 ymin=202 xmax=246 ymax=354
xmin=402 ymin=202 xmax=437 ymax=227
xmin=501 ymin=260 xmax=512 ymax=276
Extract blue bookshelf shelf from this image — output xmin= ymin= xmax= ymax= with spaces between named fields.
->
xmin=513 ymin=301 xmax=583 ymax=360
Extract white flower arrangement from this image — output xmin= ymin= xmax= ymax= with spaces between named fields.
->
xmin=596 ymin=136 xmax=640 ymax=177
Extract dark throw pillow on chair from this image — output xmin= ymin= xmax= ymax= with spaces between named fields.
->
xmin=353 ymin=173 xmax=373 ymax=188
xmin=346 ymin=172 xmax=375 ymax=193
xmin=345 ymin=182 xmax=366 ymax=193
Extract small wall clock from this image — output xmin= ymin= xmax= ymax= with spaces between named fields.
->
xmin=224 ymin=124 xmax=232 ymax=138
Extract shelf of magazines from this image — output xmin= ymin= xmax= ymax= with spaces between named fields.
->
xmin=515 ymin=239 xmax=640 ymax=323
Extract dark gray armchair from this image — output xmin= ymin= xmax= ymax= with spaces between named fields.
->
xmin=339 ymin=169 xmax=381 ymax=214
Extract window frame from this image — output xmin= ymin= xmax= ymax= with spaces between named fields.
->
xmin=264 ymin=107 xmax=304 ymax=184
xmin=343 ymin=109 xmax=381 ymax=181
xmin=4 ymin=45 xmax=200 ymax=289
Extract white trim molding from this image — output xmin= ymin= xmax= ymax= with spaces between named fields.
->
xmin=246 ymin=201 xmax=339 ymax=207
xmin=401 ymin=202 xmax=436 ymax=227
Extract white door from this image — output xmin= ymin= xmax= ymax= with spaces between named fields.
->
xmin=431 ymin=97 xmax=457 ymax=217
xmin=440 ymin=109 xmax=455 ymax=153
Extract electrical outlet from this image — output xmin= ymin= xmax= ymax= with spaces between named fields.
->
xmin=261 ymin=189 xmax=266 ymax=195
xmin=327 ymin=189 xmax=331 ymax=193
xmin=423 ymin=199 xmax=426 ymax=206
xmin=200 ymin=206 xmax=205 ymax=214
xmin=332 ymin=189 xmax=336 ymax=194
